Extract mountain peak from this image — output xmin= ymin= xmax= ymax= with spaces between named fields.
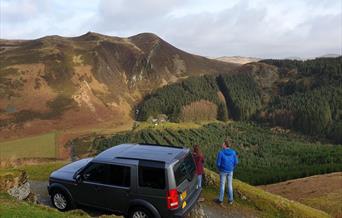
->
xmin=75 ymin=31 xmax=106 ymax=40
xmin=128 ymin=32 xmax=163 ymax=44
xmin=130 ymin=32 xmax=160 ymax=39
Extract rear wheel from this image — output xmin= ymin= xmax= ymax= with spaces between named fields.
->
xmin=129 ymin=207 xmax=153 ymax=218
xmin=51 ymin=190 xmax=72 ymax=211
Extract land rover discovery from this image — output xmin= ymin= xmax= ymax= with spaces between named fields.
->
xmin=48 ymin=143 xmax=201 ymax=218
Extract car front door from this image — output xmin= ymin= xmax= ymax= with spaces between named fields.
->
xmin=75 ymin=162 xmax=110 ymax=209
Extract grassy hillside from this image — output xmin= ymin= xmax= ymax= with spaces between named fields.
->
xmin=0 ymin=132 xmax=56 ymax=159
xmin=91 ymin=122 xmax=342 ymax=185
xmin=136 ymin=57 xmax=342 ymax=143
xmin=260 ymin=172 xmax=342 ymax=217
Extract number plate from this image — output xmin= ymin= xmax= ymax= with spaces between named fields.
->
xmin=181 ymin=191 xmax=187 ymax=200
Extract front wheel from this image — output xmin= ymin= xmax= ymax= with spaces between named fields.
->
xmin=51 ymin=190 xmax=72 ymax=211
xmin=129 ymin=207 xmax=153 ymax=218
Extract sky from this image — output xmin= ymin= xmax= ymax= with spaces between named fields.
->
xmin=0 ymin=0 xmax=341 ymax=58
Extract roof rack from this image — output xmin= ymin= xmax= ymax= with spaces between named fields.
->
xmin=116 ymin=156 xmax=165 ymax=164
xmin=138 ymin=143 xmax=184 ymax=149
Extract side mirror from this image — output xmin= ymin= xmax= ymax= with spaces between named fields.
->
xmin=75 ymin=174 xmax=82 ymax=184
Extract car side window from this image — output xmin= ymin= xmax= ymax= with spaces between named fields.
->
xmin=139 ymin=166 xmax=165 ymax=189
xmin=82 ymin=162 xmax=131 ymax=187
xmin=82 ymin=163 xmax=108 ymax=184
xmin=109 ymin=164 xmax=130 ymax=187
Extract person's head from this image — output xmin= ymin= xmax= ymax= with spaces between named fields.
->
xmin=193 ymin=144 xmax=202 ymax=155
xmin=222 ymin=138 xmax=232 ymax=149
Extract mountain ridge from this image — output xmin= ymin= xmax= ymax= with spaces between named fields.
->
xmin=0 ymin=32 xmax=238 ymax=139
xmin=214 ymin=56 xmax=261 ymax=64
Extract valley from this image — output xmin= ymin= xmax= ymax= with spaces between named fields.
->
xmin=1 ymin=0 xmax=341 ymax=216
xmin=0 ymin=32 xmax=341 ymax=218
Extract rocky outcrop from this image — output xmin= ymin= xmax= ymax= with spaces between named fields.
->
xmin=186 ymin=203 xmax=207 ymax=218
xmin=0 ymin=170 xmax=38 ymax=203
xmin=8 ymin=181 xmax=30 ymax=200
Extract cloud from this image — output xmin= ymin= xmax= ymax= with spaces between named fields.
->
xmin=0 ymin=0 xmax=98 ymax=39
xmin=0 ymin=0 xmax=43 ymax=23
xmin=0 ymin=0 xmax=341 ymax=58
xmin=93 ymin=0 xmax=186 ymax=35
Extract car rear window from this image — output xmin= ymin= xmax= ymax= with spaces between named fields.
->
xmin=139 ymin=166 xmax=166 ymax=189
xmin=173 ymin=153 xmax=196 ymax=186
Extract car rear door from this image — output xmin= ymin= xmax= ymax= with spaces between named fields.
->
xmin=134 ymin=160 xmax=168 ymax=209
xmin=173 ymin=153 xmax=198 ymax=210
xmin=102 ymin=163 xmax=132 ymax=212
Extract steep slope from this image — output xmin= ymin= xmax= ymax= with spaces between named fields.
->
xmin=0 ymin=32 xmax=238 ymax=139
xmin=136 ymin=57 xmax=342 ymax=143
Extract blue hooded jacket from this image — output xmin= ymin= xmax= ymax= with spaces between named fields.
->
xmin=216 ymin=148 xmax=238 ymax=173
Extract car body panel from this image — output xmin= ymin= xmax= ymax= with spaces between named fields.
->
xmin=50 ymin=158 xmax=92 ymax=182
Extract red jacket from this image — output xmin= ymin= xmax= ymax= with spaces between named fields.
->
xmin=193 ymin=152 xmax=204 ymax=175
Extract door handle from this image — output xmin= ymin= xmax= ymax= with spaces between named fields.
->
xmin=94 ymin=186 xmax=102 ymax=191
xmin=126 ymin=190 xmax=130 ymax=196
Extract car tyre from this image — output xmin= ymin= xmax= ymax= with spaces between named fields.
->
xmin=129 ymin=207 xmax=153 ymax=218
xmin=51 ymin=190 xmax=72 ymax=211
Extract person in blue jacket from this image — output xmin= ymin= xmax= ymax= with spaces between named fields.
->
xmin=216 ymin=138 xmax=238 ymax=205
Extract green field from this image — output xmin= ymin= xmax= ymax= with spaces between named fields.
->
xmin=0 ymin=132 xmax=56 ymax=159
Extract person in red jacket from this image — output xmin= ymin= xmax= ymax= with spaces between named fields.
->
xmin=193 ymin=144 xmax=205 ymax=188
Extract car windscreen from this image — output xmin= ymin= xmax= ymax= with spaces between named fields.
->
xmin=173 ymin=153 xmax=196 ymax=186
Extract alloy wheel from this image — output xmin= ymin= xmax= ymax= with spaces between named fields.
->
xmin=53 ymin=193 xmax=67 ymax=210
xmin=132 ymin=211 xmax=148 ymax=218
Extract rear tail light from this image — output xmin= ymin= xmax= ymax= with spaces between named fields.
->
xmin=167 ymin=189 xmax=179 ymax=209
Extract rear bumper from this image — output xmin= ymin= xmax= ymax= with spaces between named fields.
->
xmin=173 ymin=187 xmax=202 ymax=218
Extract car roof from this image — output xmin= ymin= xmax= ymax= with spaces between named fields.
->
xmin=93 ymin=143 xmax=189 ymax=164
